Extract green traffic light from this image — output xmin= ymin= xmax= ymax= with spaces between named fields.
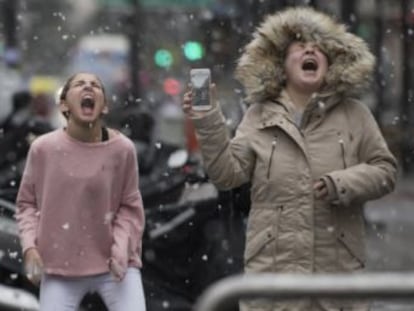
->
xmin=154 ymin=49 xmax=173 ymax=68
xmin=183 ymin=41 xmax=204 ymax=61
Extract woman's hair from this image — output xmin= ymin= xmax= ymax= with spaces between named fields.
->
xmin=59 ymin=72 xmax=106 ymax=119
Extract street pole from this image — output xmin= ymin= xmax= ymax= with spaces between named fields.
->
xmin=400 ymin=0 xmax=412 ymax=173
xmin=128 ymin=0 xmax=141 ymax=106
xmin=373 ymin=0 xmax=384 ymax=125
xmin=2 ymin=0 xmax=20 ymax=67
xmin=341 ymin=0 xmax=357 ymax=33
xmin=3 ymin=0 xmax=17 ymax=47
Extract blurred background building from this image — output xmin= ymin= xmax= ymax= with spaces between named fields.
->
xmin=0 ymin=0 xmax=413 ymax=172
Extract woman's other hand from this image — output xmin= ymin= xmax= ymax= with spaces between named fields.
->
xmin=314 ymin=180 xmax=328 ymax=200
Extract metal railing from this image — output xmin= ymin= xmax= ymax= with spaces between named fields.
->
xmin=193 ymin=272 xmax=414 ymax=311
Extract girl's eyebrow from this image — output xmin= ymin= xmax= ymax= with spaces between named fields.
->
xmin=71 ymin=79 xmax=101 ymax=86
xmin=71 ymin=79 xmax=85 ymax=85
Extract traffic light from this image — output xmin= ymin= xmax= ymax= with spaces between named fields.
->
xmin=183 ymin=41 xmax=204 ymax=61
xmin=154 ymin=49 xmax=174 ymax=68
xmin=163 ymin=77 xmax=181 ymax=96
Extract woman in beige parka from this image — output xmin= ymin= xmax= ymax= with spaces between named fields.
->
xmin=182 ymin=6 xmax=397 ymax=311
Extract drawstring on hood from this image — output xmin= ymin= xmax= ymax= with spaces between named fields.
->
xmin=235 ymin=6 xmax=375 ymax=104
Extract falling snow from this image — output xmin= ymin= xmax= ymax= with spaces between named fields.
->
xmin=8 ymin=251 xmax=18 ymax=259
xmin=0 ymin=3 xmax=413 ymax=311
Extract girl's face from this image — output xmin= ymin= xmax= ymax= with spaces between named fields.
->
xmin=284 ymin=41 xmax=329 ymax=93
xmin=60 ymin=73 xmax=107 ymax=125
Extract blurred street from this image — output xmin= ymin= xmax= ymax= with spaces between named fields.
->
xmin=365 ymin=174 xmax=414 ymax=310
xmin=366 ymin=174 xmax=414 ymax=271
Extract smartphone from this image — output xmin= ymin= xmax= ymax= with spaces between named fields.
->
xmin=190 ymin=68 xmax=212 ymax=111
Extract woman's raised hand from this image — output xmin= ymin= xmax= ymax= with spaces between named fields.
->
xmin=182 ymin=83 xmax=217 ymax=118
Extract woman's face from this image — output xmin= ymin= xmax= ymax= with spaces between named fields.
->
xmin=284 ymin=41 xmax=329 ymax=93
xmin=60 ymin=73 xmax=107 ymax=125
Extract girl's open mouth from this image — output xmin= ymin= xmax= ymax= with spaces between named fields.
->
xmin=81 ymin=97 xmax=95 ymax=115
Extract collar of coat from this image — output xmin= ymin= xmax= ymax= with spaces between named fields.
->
xmin=257 ymin=89 xmax=339 ymax=130
xmin=235 ymin=6 xmax=375 ymax=105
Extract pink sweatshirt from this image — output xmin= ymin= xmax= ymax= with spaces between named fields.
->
xmin=16 ymin=129 xmax=145 ymax=277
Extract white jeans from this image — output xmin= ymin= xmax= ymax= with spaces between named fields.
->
xmin=39 ymin=268 xmax=146 ymax=311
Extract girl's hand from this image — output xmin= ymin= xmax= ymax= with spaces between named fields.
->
xmin=24 ymin=248 xmax=43 ymax=286
xmin=108 ymin=258 xmax=125 ymax=282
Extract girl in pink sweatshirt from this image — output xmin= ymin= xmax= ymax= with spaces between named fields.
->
xmin=16 ymin=72 xmax=146 ymax=311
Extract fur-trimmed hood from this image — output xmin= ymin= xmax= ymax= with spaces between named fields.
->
xmin=235 ymin=6 xmax=375 ymax=104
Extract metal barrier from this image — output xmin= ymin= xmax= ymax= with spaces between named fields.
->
xmin=193 ymin=272 xmax=414 ymax=311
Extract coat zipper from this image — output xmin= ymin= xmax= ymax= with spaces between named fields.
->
xmin=267 ymin=137 xmax=277 ymax=179
xmin=338 ymin=135 xmax=347 ymax=169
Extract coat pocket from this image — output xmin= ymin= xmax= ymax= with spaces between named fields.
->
xmin=334 ymin=203 xmax=366 ymax=270
xmin=337 ymin=231 xmax=365 ymax=270
xmin=244 ymin=205 xmax=282 ymax=271
xmin=244 ymin=229 xmax=275 ymax=266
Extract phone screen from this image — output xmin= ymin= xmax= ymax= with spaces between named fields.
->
xmin=191 ymin=69 xmax=211 ymax=108
xmin=193 ymin=87 xmax=209 ymax=107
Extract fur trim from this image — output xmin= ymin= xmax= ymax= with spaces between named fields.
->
xmin=235 ymin=6 xmax=375 ymax=104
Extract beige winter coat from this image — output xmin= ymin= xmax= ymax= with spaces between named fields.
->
xmin=191 ymin=6 xmax=397 ymax=311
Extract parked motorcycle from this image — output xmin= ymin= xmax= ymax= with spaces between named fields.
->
xmin=0 ymin=197 xmax=40 ymax=310
xmin=141 ymin=150 xmax=245 ymax=311
xmin=0 ymin=283 xmax=39 ymax=311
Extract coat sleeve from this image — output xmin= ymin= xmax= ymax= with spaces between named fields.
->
xmin=191 ymin=106 xmax=255 ymax=191
xmin=15 ymin=144 xmax=39 ymax=255
xmin=110 ymin=144 xmax=145 ymax=277
xmin=324 ymin=103 xmax=397 ymax=206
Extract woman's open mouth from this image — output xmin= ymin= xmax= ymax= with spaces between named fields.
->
xmin=302 ymin=59 xmax=318 ymax=72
